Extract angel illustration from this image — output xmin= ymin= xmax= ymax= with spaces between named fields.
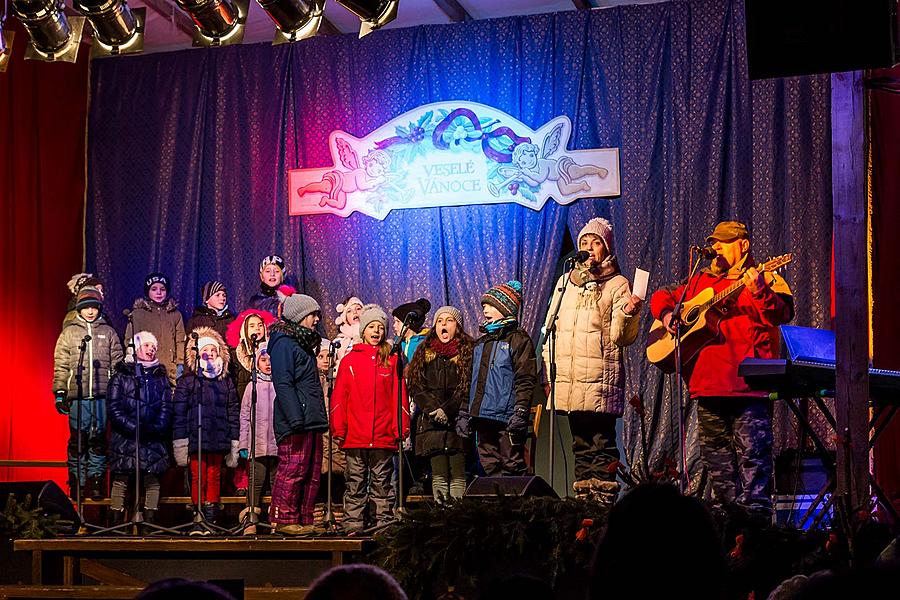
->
xmin=488 ymin=123 xmax=608 ymax=197
xmin=296 ymin=139 xmax=393 ymax=210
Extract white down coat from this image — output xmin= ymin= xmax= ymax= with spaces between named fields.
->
xmin=541 ymin=273 xmax=639 ymax=416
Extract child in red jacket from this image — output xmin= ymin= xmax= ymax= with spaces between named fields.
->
xmin=331 ymin=304 xmax=409 ymax=534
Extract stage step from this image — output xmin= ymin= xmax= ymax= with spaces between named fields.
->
xmin=0 ymin=585 xmax=308 ymax=599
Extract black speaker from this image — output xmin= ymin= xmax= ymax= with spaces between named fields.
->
xmin=0 ymin=481 xmax=80 ymax=533
xmin=745 ymin=0 xmax=900 ymax=79
xmin=464 ymin=476 xmax=559 ymax=499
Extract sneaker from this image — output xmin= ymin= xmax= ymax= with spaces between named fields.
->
xmin=88 ymin=475 xmax=105 ymax=501
xmin=189 ymin=523 xmax=210 ymax=536
xmin=242 ymin=524 xmax=257 ymax=535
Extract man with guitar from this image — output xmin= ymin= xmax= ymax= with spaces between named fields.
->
xmin=649 ymin=221 xmax=793 ymax=519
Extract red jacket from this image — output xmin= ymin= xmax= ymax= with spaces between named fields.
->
xmin=650 ymin=267 xmax=793 ymax=398
xmin=331 ymin=343 xmax=410 ymax=450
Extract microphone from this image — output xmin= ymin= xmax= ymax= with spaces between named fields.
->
xmin=330 ymin=339 xmax=342 ymax=348
xmin=190 ymin=332 xmax=199 ymax=340
xmin=567 ymin=250 xmax=590 ymax=264
xmin=82 ymin=335 xmax=92 ymax=343
xmin=403 ymin=310 xmax=421 ymax=324
xmin=692 ymin=246 xmax=718 ymax=260
xmin=250 ymin=333 xmax=258 ymax=342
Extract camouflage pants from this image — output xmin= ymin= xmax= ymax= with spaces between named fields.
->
xmin=696 ymin=397 xmax=773 ymax=512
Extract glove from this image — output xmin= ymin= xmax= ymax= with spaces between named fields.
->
xmin=429 ymin=408 xmax=448 ymax=426
xmin=507 ymin=405 xmax=530 ymax=434
xmin=455 ymin=406 xmax=471 ymax=439
xmin=173 ymin=438 xmax=189 ymax=467
xmin=239 ymin=449 xmax=249 ymax=460
xmin=176 ymin=364 xmax=184 ymax=379
xmin=124 ymin=346 xmax=135 ymax=364
xmin=225 ymin=440 xmax=241 ymax=468
xmin=54 ymin=392 xmax=70 ymax=415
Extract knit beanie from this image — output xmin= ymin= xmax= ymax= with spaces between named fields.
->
xmin=276 ymin=285 xmax=320 ymax=324
xmin=320 ymin=339 xmax=332 ymax=353
xmin=392 ymin=298 xmax=431 ymax=332
xmin=481 ymin=280 xmax=523 ymax=318
xmin=133 ymin=330 xmax=158 ymax=349
xmin=197 ymin=336 xmax=219 ymax=352
xmin=577 ymin=217 xmax=615 ymax=254
xmin=67 ymin=273 xmax=101 ymax=295
xmin=260 ymin=254 xmax=286 ymax=273
xmin=144 ymin=272 xmax=169 ymax=298
xmin=432 ymin=305 xmax=464 ymax=330
xmin=359 ymin=304 xmax=389 ymax=335
xmin=201 ymin=281 xmax=227 ymax=303
xmin=75 ymin=286 xmax=104 ymax=311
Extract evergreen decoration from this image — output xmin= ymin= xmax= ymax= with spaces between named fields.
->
xmin=0 ymin=493 xmax=60 ymax=540
xmin=371 ymin=495 xmax=609 ymax=599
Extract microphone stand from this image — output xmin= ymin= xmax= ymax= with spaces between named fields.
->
xmin=322 ymin=339 xmax=340 ymax=532
xmin=668 ymin=247 xmax=704 ymax=494
xmin=543 ymin=256 xmax=580 ymax=494
xmin=388 ymin=313 xmax=414 ymax=519
xmin=72 ymin=334 xmax=92 ymax=534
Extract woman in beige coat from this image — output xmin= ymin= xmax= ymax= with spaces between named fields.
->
xmin=541 ymin=217 xmax=642 ymax=506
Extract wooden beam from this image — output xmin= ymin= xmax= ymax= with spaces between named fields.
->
xmin=433 ymin=0 xmax=472 ymax=22
xmin=141 ymin=0 xmax=197 ymax=39
xmin=78 ymin=560 xmax=146 ymax=587
xmin=831 ymin=70 xmax=870 ymax=515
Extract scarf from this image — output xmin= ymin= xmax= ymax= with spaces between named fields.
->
xmin=428 ymin=337 xmax=460 ymax=358
xmin=270 ymin=319 xmax=322 ymax=356
xmin=480 ymin=316 xmax=518 ymax=335
xmin=570 ymin=255 xmax=620 ymax=286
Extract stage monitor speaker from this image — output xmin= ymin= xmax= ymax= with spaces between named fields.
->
xmin=745 ymin=0 xmax=900 ymax=79
xmin=0 ymin=481 xmax=80 ymax=533
xmin=464 ymin=476 xmax=559 ymax=499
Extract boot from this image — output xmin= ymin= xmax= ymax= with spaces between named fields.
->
xmin=109 ymin=508 xmax=126 ymax=527
xmin=88 ymin=475 xmax=105 ymax=500
xmin=590 ymin=480 xmax=620 ymax=509
xmin=140 ymin=508 xmax=158 ymax=535
xmin=573 ymin=478 xmax=596 ymax=501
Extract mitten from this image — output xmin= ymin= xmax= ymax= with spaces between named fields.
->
xmin=225 ymin=440 xmax=241 ymax=468
xmin=173 ymin=438 xmax=189 ymax=467
xmin=54 ymin=392 xmax=70 ymax=415
xmin=429 ymin=408 xmax=448 ymax=426
xmin=507 ymin=405 xmax=530 ymax=434
xmin=455 ymin=405 xmax=471 ymax=438
xmin=239 ymin=449 xmax=249 ymax=460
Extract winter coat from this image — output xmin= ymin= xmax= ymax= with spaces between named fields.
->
xmin=540 ymin=273 xmax=640 ymax=416
xmin=268 ymin=330 xmax=329 ymax=443
xmin=125 ymin=297 xmax=185 ymax=387
xmin=320 ymin=372 xmax=346 ymax=474
xmin=186 ymin=306 xmax=235 ymax=347
xmin=239 ymin=377 xmax=278 ymax=457
xmin=107 ymin=361 xmax=173 ymax=475
xmin=173 ymin=327 xmax=239 ymax=453
xmin=248 ymin=288 xmax=280 ymax=318
xmin=53 ymin=316 xmax=124 ymax=400
xmin=401 ymin=330 xmax=428 ymax=364
xmin=469 ymin=322 xmax=536 ymax=425
xmin=650 ymin=263 xmax=793 ymax=399
xmin=331 ymin=343 xmax=410 ymax=450
xmin=409 ymin=342 xmax=471 ymax=458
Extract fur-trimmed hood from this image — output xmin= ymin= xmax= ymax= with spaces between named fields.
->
xmin=132 ymin=296 xmax=180 ymax=313
xmin=186 ymin=326 xmax=230 ymax=379
xmin=226 ymin=309 xmax=277 ymax=372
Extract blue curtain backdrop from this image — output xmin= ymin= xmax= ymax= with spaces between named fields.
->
xmin=86 ymin=0 xmax=833 ymax=493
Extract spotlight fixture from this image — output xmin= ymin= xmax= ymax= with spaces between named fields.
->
xmin=0 ymin=30 xmax=12 ymax=73
xmin=174 ymin=0 xmax=249 ymax=47
xmin=11 ymin=0 xmax=85 ymax=62
xmin=334 ymin=0 xmax=398 ymax=38
xmin=73 ymin=0 xmax=145 ymax=57
xmin=258 ymin=0 xmax=324 ymax=44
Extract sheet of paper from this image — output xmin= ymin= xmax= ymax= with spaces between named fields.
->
xmin=633 ymin=268 xmax=650 ymax=300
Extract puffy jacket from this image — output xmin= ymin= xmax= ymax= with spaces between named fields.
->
xmin=540 ymin=273 xmax=640 ymax=416
xmin=319 ymin=372 xmax=346 ymax=474
xmin=331 ymin=343 xmax=410 ymax=450
xmin=107 ymin=361 xmax=173 ymax=475
xmin=173 ymin=327 xmax=239 ymax=453
xmin=268 ymin=330 xmax=329 ymax=443
xmin=468 ymin=321 xmax=536 ymax=424
xmin=650 ymin=263 xmax=793 ymax=399
xmin=239 ymin=378 xmax=278 ymax=457
xmin=53 ymin=316 xmax=124 ymax=400
xmin=124 ymin=297 xmax=185 ymax=387
xmin=248 ymin=287 xmax=280 ymax=317
xmin=409 ymin=341 xmax=472 ymax=458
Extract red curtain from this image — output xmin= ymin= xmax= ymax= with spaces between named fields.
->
xmin=871 ymin=65 xmax=900 ymax=515
xmin=0 ymin=18 xmax=89 ymax=487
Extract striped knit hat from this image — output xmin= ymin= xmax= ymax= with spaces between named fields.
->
xmin=201 ymin=280 xmax=227 ymax=303
xmin=75 ymin=286 xmax=104 ymax=311
xmin=432 ymin=305 xmax=464 ymax=330
xmin=481 ymin=280 xmax=523 ymax=318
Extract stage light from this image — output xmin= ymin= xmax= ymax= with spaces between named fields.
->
xmin=73 ymin=0 xmax=145 ymax=57
xmin=334 ymin=0 xmax=398 ymax=37
xmin=174 ymin=0 xmax=249 ymax=47
xmin=0 ymin=30 xmax=11 ymax=73
xmin=10 ymin=0 xmax=85 ymax=62
xmin=258 ymin=0 xmax=324 ymax=44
